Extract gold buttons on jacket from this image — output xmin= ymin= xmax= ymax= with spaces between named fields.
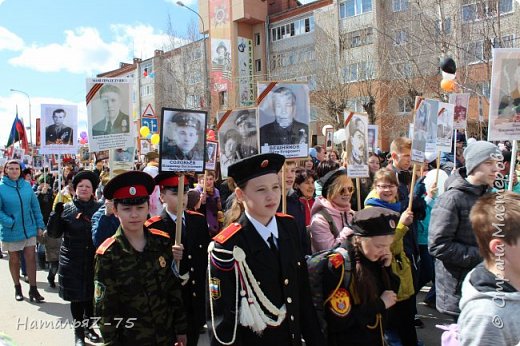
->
xmin=284 ymin=279 xmax=289 ymax=285
xmin=287 ymin=297 xmax=292 ymax=304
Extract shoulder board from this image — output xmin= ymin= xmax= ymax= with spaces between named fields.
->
xmin=96 ymin=237 xmax=116 ymax=255
xmin=276 ymin=212 xmax=294 ymax=219
xmin=213 ymin=223 xmax=242 ymax=244
xmin=144 ymin=215 xmax=162 ymax=227
xmin=149 ymin=228 xmax=171 ymax=239
xmin=186 ymin=210 xmax=204 ymax=217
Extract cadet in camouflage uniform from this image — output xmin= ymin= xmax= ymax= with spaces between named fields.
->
xmin=145 ymin=172 xmax=211 ymax=346
xmin=94 ymin=171 xmax=187 ymax=346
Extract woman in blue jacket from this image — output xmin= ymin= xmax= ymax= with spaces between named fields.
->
xmin=0 ymin=160 xmax=46 ymax=302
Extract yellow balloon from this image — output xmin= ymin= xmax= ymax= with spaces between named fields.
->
xmin=151 ymin=133 xmax=160 ymax=145
xmin=140 ymin=126 xmax=150 ymax=138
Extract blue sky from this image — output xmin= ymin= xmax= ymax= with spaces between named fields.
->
xmin=0 ymin=0 xmax=199 ymax=147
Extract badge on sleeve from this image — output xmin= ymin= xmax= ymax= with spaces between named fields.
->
xmin=329 ymin=288 xmax=351 ymax=317
xmin=210 ymin=278 xmax=221 ymax=300
xmin=94 ymin=281 xmax=106 ymax=303
xmin=158 ymin=256 xmax=166 ymax=268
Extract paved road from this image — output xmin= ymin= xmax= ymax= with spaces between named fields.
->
xmin=0 ymin=250 xmax=451 ymax=346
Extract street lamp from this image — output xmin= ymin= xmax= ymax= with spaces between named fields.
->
xmin=9 ymin=88 xmax=32 ymax=146
xmin=176 ymin=1 xmax=210 ymax=110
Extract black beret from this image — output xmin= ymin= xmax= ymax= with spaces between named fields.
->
xmin=103 ymin=171 xmax=155 ymax=201
xmin=154 ymin=172 xmax=189 ymax=193
xmin=352 ymin=207 xmax=400 ymax=237
xmin=228 ymin=153 xmax=285 ymax=186
xmin=170 ymin=112 xmax=202 ymax=130
xmin=72 ymin=170 xmax=99 ymax=191
xmin=319 ymin=168 xmax=348 ymax=198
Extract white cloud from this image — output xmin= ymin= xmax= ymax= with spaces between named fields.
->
xmin=0 ymin=94 xmax=87 ymax=147
xmin=8 ymin=27 xmax=129 ymax=74
xmin=0 ymin=26 xmax=24 ymax=51
xmin=111 ymin=24 xmax=172 ymax=58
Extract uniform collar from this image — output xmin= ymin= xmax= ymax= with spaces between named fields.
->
xmin=165 ymin=209 xmax=185 ymax=224
xmin=245 ymin=210 xmax=278 ymax=246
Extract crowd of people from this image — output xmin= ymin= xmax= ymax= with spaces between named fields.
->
xmin=0 ymin=136 xmax=519 ymax=346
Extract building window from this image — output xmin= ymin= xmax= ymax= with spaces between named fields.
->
xmin=477 ymin=81 xmax=491 ymax=98
xmin=346 ymin=97 xmax=371 ymax=112
xmin=343 ymin=27 xmax=373 ymax=49
xmin=340 ymin=0 xmax=372 ymax=19
xmin=397 ymin=97 xmax=413 ymax=113
xmin=141 ymin=62 xmax=153 ymax=77
xmin=462 ymin=0 xmax=512 ymax=23
xmin=435 ymin=17 xmax=452 ymax=35
xmin=493 ymin=34 xmax=514 ymax=48
xmin=140 ymin=84 xmax=154 ymax=97
xmin=254 ymin=33 xmax=261 ymax=46
xmin=342 ymin=61 xmax=374 ymax=83
xmin=394 ymin=29 xmax=408 ymax=45
xmin=463 ymin=40 xmax=484 ymax=64
xmin=271 ymin=16 xmax=314 ymax=42
xmin=392 ymin=0 xmax=409 ymax=12
xmin=255 ymin=59 xmax=262 ymax=72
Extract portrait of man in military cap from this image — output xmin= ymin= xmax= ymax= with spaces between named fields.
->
xmin=347 ymin=115 xmax=368 ymax=166
xmin=160 ymin=108 xmax=207 ymax=172
xmin=92 ymin=84 xmax=130 ymax=136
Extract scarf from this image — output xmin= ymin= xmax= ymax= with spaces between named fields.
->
xmin=365 ymin=190 xmax=401 ymax=212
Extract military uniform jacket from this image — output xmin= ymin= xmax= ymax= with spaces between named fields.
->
xmin=94 ymin=226 xmax=187 ymax=346
xmin=45 ymin=124 xmax=73 ymax=144
xmin=162 ymin=144 xmax=203 ymax=161
xmin=145 ymin=210 xmax=211 ymax=329
xmin=208 ymin=213 xmax=323 ymax=346
xmin=259 ymin=120 xmax=308 ymax=146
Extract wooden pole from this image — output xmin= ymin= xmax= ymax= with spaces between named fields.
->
xmin=407 ymin=164 xmax=417 ymax=212
xmin=356 ymin=178 xmax=361 ymax=211
xmin=175 ymin=174 xmax=185 ymax=269
xmin=435 ymin=150 xmax=441 ymax=186
xmin=202 ymin=170 xmax=208 ymax=195
xmin=453 ymin=129 xmax=457 ymax=171
xmin=58 ymin=154 xmax=62 ymax=203
xmin=282 ymin=163 xmax=287 ymax=214
xmin=508 ymin=141 xmax=518 ymax=192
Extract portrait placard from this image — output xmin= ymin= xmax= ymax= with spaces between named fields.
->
xmin=367 ymin=125 xmax=378 ymax=153
xmin=205 ymin=141 xmax=218 ymax=171
xmin=488 ymin=48 xmax=520 ymax=140
xmin=109 ymin=147 xmax=135 ymax=177
xmin=40 ymin=104 xmax=78 ymax=154
xmin=411 ymin=98 xmax=438 ymax=163
xmin=448 ymin=93 xmax=470 ymax=130
xmin=160 ymin=108 xmax=207 ymax=173
xmin=325 ymin=128 xmax=334 ymax=151
xmin=217 ymin=107 xmax=259 ymax=178
xmin=436 ymin=102 xmax=455 ymax=153
xmin=345 ymin=112 xmax=369 ymax=178
xmin=86 ymin=78 xmax=135 ymax=151
xmin=257 ymin=82 xmax=310 ymax=158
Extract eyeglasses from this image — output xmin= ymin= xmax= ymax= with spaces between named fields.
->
xmin=339 ymin=186 xmax=355 ymax=195
xmin=376 ymin=184 xmax=397 ymax=190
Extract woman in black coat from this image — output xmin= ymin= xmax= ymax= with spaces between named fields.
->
xmin=47 ymin=171 xmax=103 ymax=346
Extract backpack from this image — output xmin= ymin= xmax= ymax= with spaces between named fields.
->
xmin=306 ymin=245 xmax=352 ymax=335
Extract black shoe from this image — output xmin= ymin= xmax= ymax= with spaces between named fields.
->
xmin=23 ymin=275 xmax=29 ymax=283
xmin=28 ymin=286 xmax=45 ymax=303
xmin=47 ymin=277 xmax=56 ymax=288
xmin=14 ymin=284 xmax=23 ymax=301
xmin=421 ymin=299 xmax=436 ymax=309
xmin=84 ymin=328 xmax=101 ymax=343
xmin=414 ymin=317 xmax=425 ymax=329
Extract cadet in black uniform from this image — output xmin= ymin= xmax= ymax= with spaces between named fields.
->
xmin=145 ymin=172 xmax=211 ymax=346
xmin=323 ymin=207 xmax=400 ymax=346
xmin=208 ymin=153 xmax=323 ymax=346
xmin=94 ymin=171 xmax=187 ymax=346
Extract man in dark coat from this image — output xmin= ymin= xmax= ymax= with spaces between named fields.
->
xmin=145 ymin=172 xmax=210 ymax=346
xmin=92 ymin=84 xmax=130 ymax=136
xmin=45 ymin=108 xmax=73 ymax=144
xmin=260 ymin=87 xmax=308 ymax=146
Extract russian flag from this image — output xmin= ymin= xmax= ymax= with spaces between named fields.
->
xmin=6 ymin=113 xmax=29 ymax=151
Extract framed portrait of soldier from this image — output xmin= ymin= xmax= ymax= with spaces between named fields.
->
xmin=257 ymin=82 xmax=310 ymax=158
xmin=160 ymin=108 xmax=207 ymax=173
xmin=86 ymin=78 xmax=135 ymax=151
xmin=488 ymin=49 xmax=520 ymax=140
xmin=436 ymin=102 xmax=455 ymax=152
xmin=448 ymin=93 xmax=470 ymax=130
xmin=40 ymin=104 xmax=78 ymax=154
xmin=325 ymin=128 xmax=334 ymax=151
xmin=217 ymin=107 xmax=259 ymax=178
xmin=12 ymin=148 xmax=25 ymax=160
xmin=411 ymin=98 xmax=438 ymax=163
xmin=109 ymin=147 xmax=135 ymax=177
xmin=205 ymin=141 xmax=218 ymax=171
xmin=344 ymin=112 xmax=369 ymax=178
xmin=367 ymin=125 xmax=378 ymax=153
